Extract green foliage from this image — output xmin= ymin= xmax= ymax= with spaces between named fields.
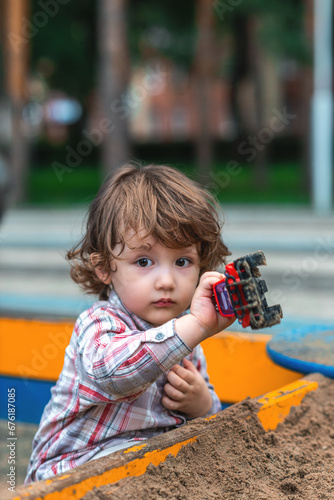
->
xmin=27 ymin=165 xmax=101 ymax=206
xmin=30 ymin=0 xmax=96 ymax=100
xmin=26 ymin=162 xmax=309 ymax=207
xmin=257 ymin=3 xmax=311 ymax=63
xmin=210 ymin=162 xmax=309 ymax=204
xmin=214 ymin=0 xmax=310 ymax=64
xmin=128 ymin=0 xmax=196 ymax=68
xmin=29 ymin=0 xmax=310 ymax=100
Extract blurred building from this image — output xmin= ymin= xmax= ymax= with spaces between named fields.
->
xmin=86 ymin=56 xmax=305 ymax=146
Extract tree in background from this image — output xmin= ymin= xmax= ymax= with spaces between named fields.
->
xmin=194 ymin=0 xmax=217 ymax=184
xmin=3 ymin=0 xmax=31 ymax=203
xmin=8 ymin=0 xmax=311 ymax=192
xmin=129 ymin=0 xmax=310 ymax=186
xmin=215 ymin=0 xmax=310 ymax=188
xmin=128 ymin=0 xmax=218 ymax=182
xmin=0 ymin=0 xmax=10 ymax=216
xmin=97 ymin=0 xmax=131 ymax=177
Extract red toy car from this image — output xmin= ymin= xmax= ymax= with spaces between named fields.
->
xmin=213 ymin=251 xmax=283 ymax=329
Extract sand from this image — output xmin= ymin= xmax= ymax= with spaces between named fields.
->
xmin=82 ymin=374 xmax=334 ymax=500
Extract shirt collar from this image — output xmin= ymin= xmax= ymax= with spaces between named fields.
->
xmin=107 ymin=289 xmax=152 ymax=330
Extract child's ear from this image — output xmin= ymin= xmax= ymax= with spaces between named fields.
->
xmin=95 ymin=268 xmax=112 ymax=285
xmin=90 ymin=254 xmax=112 ymax=285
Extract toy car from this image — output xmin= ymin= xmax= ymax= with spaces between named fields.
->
xmin=213 ymin=250 xmax=283 ymax=329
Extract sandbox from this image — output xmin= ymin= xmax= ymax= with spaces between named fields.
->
xmin=11 ymin=373 xmax=334 ymax=500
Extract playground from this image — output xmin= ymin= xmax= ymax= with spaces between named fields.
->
xmin=1 ymin=1 xmax=334 ymax=498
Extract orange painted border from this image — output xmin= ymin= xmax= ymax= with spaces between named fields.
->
xmin=0 ymin=318 xmax=73 ymax=381
xmin=14 ymin=437 xmax=197 ymax=500
xmin=257 ymin=379 xmax=318 ymax=430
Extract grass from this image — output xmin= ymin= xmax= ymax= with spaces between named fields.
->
xmin=26 ymin=162 xmax=310 ymax=207
xmin=211 ymin=163 xmax=310 ymax=204
xmin=27 ymin=166 xmax=103 ymax=206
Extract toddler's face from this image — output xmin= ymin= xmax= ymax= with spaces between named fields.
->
xmin=106 ymin=234 xmax=200 ymax=326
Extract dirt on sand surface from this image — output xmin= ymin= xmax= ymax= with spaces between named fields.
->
xmin=83 ymin=374 xmax=334 ymax=500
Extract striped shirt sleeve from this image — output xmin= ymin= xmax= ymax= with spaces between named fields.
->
xmin=77 ymin=313 xmax=192 ymax=402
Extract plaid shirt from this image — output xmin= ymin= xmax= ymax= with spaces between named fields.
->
xmin=25 ymin=291 xmax=221 ymax=483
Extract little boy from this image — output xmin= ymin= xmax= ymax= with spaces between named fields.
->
xmin=25 ymin=164 xmax=235 ymax=483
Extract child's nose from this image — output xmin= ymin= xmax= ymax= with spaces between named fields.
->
xmin=155 ymin=267 xmax=175 ymax=290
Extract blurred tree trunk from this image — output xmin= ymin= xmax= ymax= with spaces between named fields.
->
xmin=0 ymin=2 xmax=9 ymax=218
xmin=97 ymin=0 xmax=131 ymax=177
xmin=230 ymin=13 xmax=248 ymax=138
xmin=301 ymin=0 xmax=313 ymax=195
xmin=194 ymin=0 xmax=216 ymax=185
xmin=4 ymin=0 xmax=30 ymax=204
xmin=231 ymin=14 xmax=268 ymax=188
xmin=248 ymin=16 xmax=269 ymax=189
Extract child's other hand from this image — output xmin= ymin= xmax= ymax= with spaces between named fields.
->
xmin=190 ymin=271 xmax=235 ymax=337
xmin=161 ymin=358 xmax=212 ymax=418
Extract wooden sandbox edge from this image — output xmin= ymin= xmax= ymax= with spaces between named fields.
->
xmin=12 ymin=377 xmax=318 ymax=500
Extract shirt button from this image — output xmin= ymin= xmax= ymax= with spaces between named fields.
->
xmin=155 ymin=332 xmax=164 ymax=340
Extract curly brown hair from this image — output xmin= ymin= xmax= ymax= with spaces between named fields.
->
xmin=66 ymin=163 xmax=230 ymax=300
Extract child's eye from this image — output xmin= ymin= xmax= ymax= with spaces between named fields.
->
xmin=176 ymin=258 xmax=191 ymax=267
xmin=136 ymin=258 xmax=153 ymax=267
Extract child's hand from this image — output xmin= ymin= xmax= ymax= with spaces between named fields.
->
xmin=190 ymin=271 xmax=235 ymax=337
xmin=174 ymin=271 xmax=235 ymax=350
xmin=161 ymin=358 xmax=213 ymax=418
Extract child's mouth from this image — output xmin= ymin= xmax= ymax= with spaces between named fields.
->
xmin=153 ymin=299 xmax=175 ymax=307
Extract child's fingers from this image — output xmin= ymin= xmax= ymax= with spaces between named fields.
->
xmin=200 ymin=271 xmax=224 ymax=280
xmin=194 ymin=272 xmax=226 ymax=300
xmin=163 ymin=382 xmax=184 ymax=402
xmin=182 ymin=358 xmax=199 ymax=374
xmin=169 ymin=364 xmax=195 ymax=385
xmin=161 ymin=395 xmax=180 ymax=411
xmin=167 ymin=368 xmax=192 ymax=390
xmin=199 ymin=271 xmax=225 ymax=288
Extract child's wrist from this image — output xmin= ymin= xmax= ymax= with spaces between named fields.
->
xmin=174 ymin=314 xmax=211 ymax=350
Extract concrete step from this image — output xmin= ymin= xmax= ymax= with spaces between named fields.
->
xmin=0 ymin=206 xmax=333 ymax=321
xmin=1 ymin=206 xmax=333 ymax=251
xmin=0 ymin=247 xmax=69 ymax=273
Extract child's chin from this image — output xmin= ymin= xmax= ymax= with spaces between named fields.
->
xmin=145 ymin=311 xmax=176 ymax=327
